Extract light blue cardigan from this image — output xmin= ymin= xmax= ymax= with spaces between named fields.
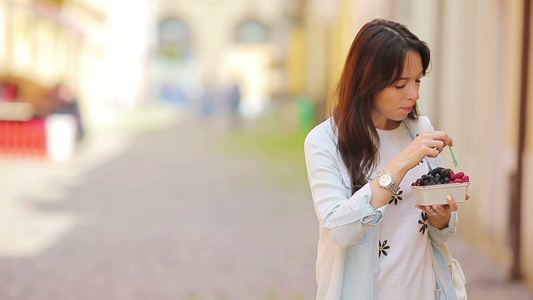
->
xmin=304 ymin=116 xmax=458 ymax=300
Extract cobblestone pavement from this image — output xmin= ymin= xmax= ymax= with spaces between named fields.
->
xmin=0 ymin=112 xmax=531 ymax=299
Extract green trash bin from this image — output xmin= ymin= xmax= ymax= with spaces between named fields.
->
xmin=296 ymin=96 xmax=314 ymax=131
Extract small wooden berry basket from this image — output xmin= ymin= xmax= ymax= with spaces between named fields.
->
xmin=411 ymin=182 xmax=470 ymax=206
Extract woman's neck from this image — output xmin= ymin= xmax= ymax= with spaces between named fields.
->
xmin=374 ymin=118 xmax=401 ymax=130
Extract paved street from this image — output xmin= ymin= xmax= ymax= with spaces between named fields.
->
xmin=0 ymin=112 xmax=317 ymax=300
xmin=0 ymin=111 xmax=532 ymax=299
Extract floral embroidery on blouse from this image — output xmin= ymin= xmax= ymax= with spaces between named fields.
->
xmin=418 ymin=212 xmax=429 ymax=235
xmin=388 ymin=190 xmax=403 ymax=205
xmin=379 ymin=240 xmax=390 ymax=257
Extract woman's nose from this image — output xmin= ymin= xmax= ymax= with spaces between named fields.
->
xmin=407 ymin=85 xmax=420 ymax=101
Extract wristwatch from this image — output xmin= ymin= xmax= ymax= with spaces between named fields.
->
xmin=376 ymin=170 xmax=400 ymax=195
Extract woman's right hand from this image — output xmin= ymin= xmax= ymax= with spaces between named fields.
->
xmin=370 ymin=130 xmax=454 ymax=210
xmin=392 ymin=130 xmax=454 ymax=172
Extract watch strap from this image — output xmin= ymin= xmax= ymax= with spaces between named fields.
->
xmin=377 ymin=170 xmax=401 ymax=195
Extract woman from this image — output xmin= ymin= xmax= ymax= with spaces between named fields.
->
xmin=304 ymin=19 xmax=463 ymax=299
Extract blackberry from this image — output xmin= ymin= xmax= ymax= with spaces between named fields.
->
xmin=440 ymin=168 xmax=452 ymax=178
xmin=431 ymin=167 xmax=444 ymax=175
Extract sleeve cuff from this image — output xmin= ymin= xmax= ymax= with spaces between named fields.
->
xmin=324 ymin=183 xmax=385 ymax=229
xmin=361 ymin=204 xmax=387 ymax=225
xmin=448 ymin=211 xmax=457 ymax=229
xmin=428 ymin=211 xmax=458 ymax=236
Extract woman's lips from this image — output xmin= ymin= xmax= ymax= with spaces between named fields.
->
xmin=402 ymin=107 xmax=413 ymax=113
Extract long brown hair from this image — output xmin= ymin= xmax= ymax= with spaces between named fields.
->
xmin=333 ymin=19 xmax=430 ymax=192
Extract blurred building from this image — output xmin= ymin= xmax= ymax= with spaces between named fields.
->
xmin=290 ymin=0 xmax=533 ymax=290
xmin=0 ymin=0 xmax=154 ymax=128
xmin=152 ymin=0 xmax=292 ymax=119
xmin=0 ymin=0 xmax=296 ymax=125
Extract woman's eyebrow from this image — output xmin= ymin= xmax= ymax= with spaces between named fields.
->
xmin=398 ymin=71 xmax=424 ymax=80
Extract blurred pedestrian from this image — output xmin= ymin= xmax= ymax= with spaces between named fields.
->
xmin=304 ymin=19 xmax=466 ymax=300
xmin=48 ymin=81 xmax=84 ymax=140
xmin=0 ymin=82 xmax=19 ymax=102
xmin=226 ymin=82 xmax=241 ymax=130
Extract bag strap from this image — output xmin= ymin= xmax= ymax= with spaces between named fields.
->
xmin=436 ymin=242 xmax=454 ymax=266
xmin=430 ymin=241 xmax=458 ymax=300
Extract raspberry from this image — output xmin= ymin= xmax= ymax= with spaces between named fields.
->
xmin=455 ymin=172 xmax=464 ymax=179
xmin=453 ymin=178 xmax=463 ymax=183
xmin=462 ymin=175 xmax=469 ymax=182
xmin=450 ymin=174 xmax=457 ymax=180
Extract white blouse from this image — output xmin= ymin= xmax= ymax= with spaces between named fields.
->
xmin=376 ymin=123 xmax=435 ymax=300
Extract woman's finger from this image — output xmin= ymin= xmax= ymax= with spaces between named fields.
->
xmin=435 ymin=140 xmax=444 ymax=152
xmin=432 ymin=204 xmax=447 ymax=217
xmin=416 ymin=204 xmax=438 ymax=216
xmin=421 ymin=130 xmax=454 ymax=147
xmin=446 ymin=195 xmax=459 ymax=211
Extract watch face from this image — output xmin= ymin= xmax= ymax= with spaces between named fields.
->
xmin=379 ymin=174 xmax=393 ymax=186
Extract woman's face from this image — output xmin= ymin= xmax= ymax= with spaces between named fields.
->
xmin=371 ymin=50 xmax=423 ymax=130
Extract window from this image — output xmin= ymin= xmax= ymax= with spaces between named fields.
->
xmin=235 ymin=19 xmax=269 ymax=43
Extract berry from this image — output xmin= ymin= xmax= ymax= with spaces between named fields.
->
xmin=431 ymin=167 xmax=444 ymax=175
xmin=411 ymin=179 xmax=424 ymax=186
xmin=441 ymin=169 xmax=451 ymax=178
xmin=412 ymin=168 xmax=470 ymax=186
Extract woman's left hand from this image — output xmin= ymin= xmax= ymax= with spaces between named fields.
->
xmin=416 ymin=194 xmax=470 ymax=229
